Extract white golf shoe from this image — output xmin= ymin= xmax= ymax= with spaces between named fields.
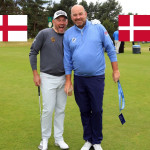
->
xmin=38 ymin=139 xmax=48 ymax=150
xmin=81 ymin=141 xmax=92 ymax=150
xmin=55 ymin=140 xmax=69 ymax=149
xmin=93 ymin=144 xmax=103 ymax=150
xmin=38 ymin=140 xmax=43 ymax=150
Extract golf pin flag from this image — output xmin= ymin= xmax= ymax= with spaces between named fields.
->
xmin=118 ymin=15 xmax=150 ymax=41
xmin=0 ymin=15 xmax=27 ymax=42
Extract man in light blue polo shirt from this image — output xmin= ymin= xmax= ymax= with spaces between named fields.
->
xmin=63 ymin=5 xmax=120 ymax=150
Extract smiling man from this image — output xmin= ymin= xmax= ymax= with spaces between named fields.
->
xmin=29 ymin=10 xmax=69 ymax=150
xmin=64 ymin=5 xmax=120 ymax=150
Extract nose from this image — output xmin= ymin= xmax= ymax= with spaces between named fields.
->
xmin=76 ymin=15 xmax=80 ymax=19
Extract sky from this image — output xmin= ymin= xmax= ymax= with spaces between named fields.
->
xmin=54 ymin=0 xmax=150 ymax=15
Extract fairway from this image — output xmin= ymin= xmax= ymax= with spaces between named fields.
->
xmin=0 ymin=41 xmax=150 ymax=150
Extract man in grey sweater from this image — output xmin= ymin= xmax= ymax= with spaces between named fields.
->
xmin=29 ymin=10 xmax=69 ymax=150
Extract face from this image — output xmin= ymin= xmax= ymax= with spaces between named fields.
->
xmin=52 ymin=16 xmax=68 ymax=34
xmin=71 ymin=5 xmax=87 ymax=29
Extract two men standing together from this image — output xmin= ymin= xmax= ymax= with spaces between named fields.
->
xmin=29 ymin=5 xmax=120 ymax=150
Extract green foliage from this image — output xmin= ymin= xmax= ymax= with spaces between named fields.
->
xmin=87 ymin=1 xmax=102 ymax=20
xmin=95 ymin=0 xmax=122 ymax=30
xmin=102 ymin=19 xmax=115 ymax=39
xmin=128 ymin=12 xmax=138 ymax=15
xmin=83 ymin=0 xmax=122 ymax=35
xmin=17 ymin=0 xmax=49 ymax=38
xmin=79 ymin=0 xmax=88 ymax=12
xmin=0 ymin=0 xmax=122 ymax=37
xmin=0 ymin=0 xmax=21 ymax=14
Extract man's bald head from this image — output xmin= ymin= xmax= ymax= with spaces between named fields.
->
xmin=71 ymin=5 xmax=87 ymax=29
xmin=71 ymin=5 xmax=86 ymax=14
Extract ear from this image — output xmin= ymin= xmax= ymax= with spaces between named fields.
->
xmin=66 ymin=19 xmax=68 ymax=25
xmin=71 ymin=15 xmax=73 ymax=21
xmin=52 ymin=20 xmax=56 ymax=28
xmin=85 ymin=11 xmax=87 ymax=17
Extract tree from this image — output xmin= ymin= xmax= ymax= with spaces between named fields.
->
xmin=0 ymin=0 xmax=123 ymax=39
xmin=102 ymin=19 xmax=115 ymax=39
xmin=128 ymin=12 xmax=138 ymax=15
xmin=97 ymin=0 xmax=122 ymax=29
xmin=0 ymin=0 xmax=21 ymax=14
xmin=18 ymin=0 xmax=49 ymax=38
xmin=86 ymin=0 xmax=122 ymax=34
xmin=87 ymin=1 xmax=102 ymax=20
xmin=79 ymin=0 xmax=88 ymax=12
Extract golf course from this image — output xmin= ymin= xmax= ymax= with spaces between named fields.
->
xmin=0 ymin=41 xmax=149 ymax=150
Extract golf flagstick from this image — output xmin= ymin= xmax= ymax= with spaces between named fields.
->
xmin=117 ymin=80 xmax=126 ymax=125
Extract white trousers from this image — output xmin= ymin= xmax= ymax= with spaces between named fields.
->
xmin=40 ymin=72 xmax=67 ymax=142
xmin=114 ymin=40 xmax=121 ymax=53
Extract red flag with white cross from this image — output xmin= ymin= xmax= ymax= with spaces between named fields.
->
xmin=0 ymin=15 xmax=27 ymax=42
xmin=118 ymin=15 xmax=150 ymax=41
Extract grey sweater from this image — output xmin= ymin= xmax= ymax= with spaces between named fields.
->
xmin=29 ymin=28 xmax=65 ymax=76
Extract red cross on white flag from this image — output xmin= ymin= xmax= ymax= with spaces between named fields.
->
xmin=0 ymin=15 xmax=27 ymax=42
xmin=119 ymin=15 xmax=150 ymax=41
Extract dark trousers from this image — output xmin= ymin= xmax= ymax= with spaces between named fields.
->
xmin=74 ymin=75 xmax=105 ymax=144
xmin=119 ymin=41 xmax=125 ymax=53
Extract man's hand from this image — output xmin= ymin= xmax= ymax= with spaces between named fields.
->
xmin=112 ymin=70 xmax=120 ymax=82
xmin=64 ymin=80 xmax=73 ymax=96
xmin=33 ymin=70 xmax=41 ymax=86
xmin=111 ymin=61 xmax=120 ymax=82
xmin=64 ymin=75 xmax=73 ymax=95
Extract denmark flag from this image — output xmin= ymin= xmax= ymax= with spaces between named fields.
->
xmin=119 ymin=15 xmax=150 ymax=41
xmin=0 ymin=15 xmax=27 ymax=42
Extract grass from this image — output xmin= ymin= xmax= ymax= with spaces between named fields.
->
xmin=0 ymin=41 xmax=150 ymax=150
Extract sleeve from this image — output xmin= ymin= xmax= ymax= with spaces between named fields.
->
xmin=29 ymin=30 xmax=44 ymax=70
xmin=100 ymin=25 xmax=117 ymax=62
xmin=63 ymin=32 xmax=73 ymax=75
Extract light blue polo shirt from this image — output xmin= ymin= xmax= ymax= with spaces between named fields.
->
xmin=63 ymin=20 xmax=117 ymax=76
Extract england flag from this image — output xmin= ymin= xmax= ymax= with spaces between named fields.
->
xmin=0 ymin=15 xmax=27 ymax=42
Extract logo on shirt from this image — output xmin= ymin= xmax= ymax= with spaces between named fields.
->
xmin=104 ymin=31 xmax=108 ymax=36
xmin=72 ymin=37 xmax=76 ymax=43
xmin=51 ymin=37 xmax=55 ymax=42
